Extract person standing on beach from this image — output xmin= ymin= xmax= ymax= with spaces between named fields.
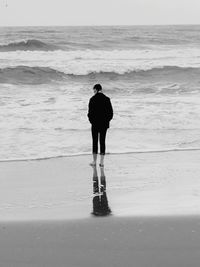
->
xmin=88 ymin=84 xmax=113 ymax=167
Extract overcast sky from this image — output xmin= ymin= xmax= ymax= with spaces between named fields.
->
xmin=0 ymin=0 xmax=200 ymax=26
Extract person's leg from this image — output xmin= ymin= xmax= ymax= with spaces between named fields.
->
xmin=92 ymin=153 xmax=97 ymax=165
xmin=91 ymin=126 xmax=98 ymax=165
xmin=99 ymin=128 xmax=107 ymax=166
xmin=100 ymin=154 xmax=104 ymax=167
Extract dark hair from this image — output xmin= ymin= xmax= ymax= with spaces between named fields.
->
xmin=93 ymin=84 xmax=102 ymax=92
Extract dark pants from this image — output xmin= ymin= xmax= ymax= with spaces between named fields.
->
xmin=91 ymin=126 xmax=107 ymax=155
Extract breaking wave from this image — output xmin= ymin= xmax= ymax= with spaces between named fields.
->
xmin=0 ymin=39 xmax=59 ymax=51
xmin=67 ymin=66 xmax=200 ymax=78
xmin=0 ymin=66 xmax=67 ymax=84
xmin=1 ymin=65 xmax=200 ymax=85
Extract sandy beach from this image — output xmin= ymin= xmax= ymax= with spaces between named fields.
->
xmin=0 ymin=216 xmax=200 ymax=267
xmin=0 ymin=150 xmax=200 ymax=266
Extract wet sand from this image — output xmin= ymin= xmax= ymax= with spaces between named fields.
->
xmin=0 ymin=217 xmax=200 ymax=267
xmin=0 ymin=150 xmax=200 ymax=266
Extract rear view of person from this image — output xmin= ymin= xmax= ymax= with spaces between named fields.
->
xmin=88 ymin=84 xmax=113 ymax=167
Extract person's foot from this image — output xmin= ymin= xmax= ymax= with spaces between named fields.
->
xmin=89 ymin=162 xmax=96 ymax=166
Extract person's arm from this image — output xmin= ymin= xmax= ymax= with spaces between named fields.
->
xmin=107 ymin=98 xmax=113 ymax=122
xmin=87 ymin=99 xmax=93 ymax=124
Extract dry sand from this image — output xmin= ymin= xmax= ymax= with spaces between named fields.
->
xmin=0 ymin=150 xmax=200 ymax=266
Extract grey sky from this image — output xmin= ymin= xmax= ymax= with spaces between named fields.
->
xmin=0 ymin=0 xmax=200 ymax=26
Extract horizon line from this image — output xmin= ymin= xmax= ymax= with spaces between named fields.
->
xmin=1 ymin=23 xmax=200 ymax=27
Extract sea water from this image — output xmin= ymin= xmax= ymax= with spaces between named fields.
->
xmin=1 ymin=25 xmax=200 ymax=160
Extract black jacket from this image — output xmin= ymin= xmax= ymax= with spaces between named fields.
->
xmin=88 ymin=93 xmax=113 ymax=129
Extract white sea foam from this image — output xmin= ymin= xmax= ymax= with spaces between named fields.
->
xmin=1 ymin=48 xmax=200 ymax=75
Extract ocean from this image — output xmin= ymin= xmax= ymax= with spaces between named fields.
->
xmin=1 ymin=25 xmax=200 ymax=161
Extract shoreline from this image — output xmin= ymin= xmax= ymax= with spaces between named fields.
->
xmin=1 ymin=146 xmax=200 ymax=163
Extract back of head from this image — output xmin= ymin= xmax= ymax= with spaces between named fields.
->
xmin=93 ymin=84 xmax=102 ymax=92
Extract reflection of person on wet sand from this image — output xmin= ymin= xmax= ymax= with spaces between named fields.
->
xmin=91 ymin=165 xmax=111 ymax=216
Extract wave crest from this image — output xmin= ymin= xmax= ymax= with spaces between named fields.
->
xmin=1 ymin=65 xmax=200 ymax=85
xmin=67 ymin=66 xmax=200 ymax=79
xmin=0 ymin=39 xmax=58 ymax=52
xmin=0 ymin=66 xmax=67 ymax=84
